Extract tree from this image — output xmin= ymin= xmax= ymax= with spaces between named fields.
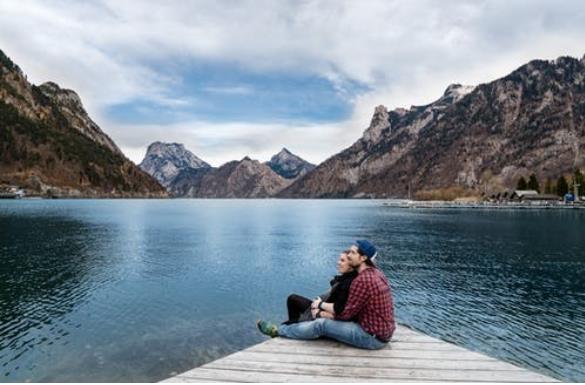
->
xmin=544 ymin=179 xmax=556 ymax=194
xmin=527 ymin=173 xmax=540 ymax=193
xmin=557 ymin=176 xmax=569 ymax=197
xmin=516 ymin=176 xmax=528 ymax=190
xmin=573 ymin=168 xmax=584 ymax=196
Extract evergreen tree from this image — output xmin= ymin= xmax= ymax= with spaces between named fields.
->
xmin=573 ymin=168 xmax=584 ymax=196
xmin=516 ymin=176 xmax=527 ymax=190
xmin=527 ymin=173 xmax=540 ymax=192
xmin=544 ymin=179 xmax=555 ymax=194
xmin=557 ymin=176 xmax=569 ymax=197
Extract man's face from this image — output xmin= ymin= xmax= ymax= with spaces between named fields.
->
xmin=346 ymin=245 xmax=365 ymax=268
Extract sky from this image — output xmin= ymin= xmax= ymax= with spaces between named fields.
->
xmin=1 ymin=0 xmax=585 ymax=166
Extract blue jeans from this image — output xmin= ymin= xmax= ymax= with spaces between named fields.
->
xmin=278 ymin=318 xmax=387 ymax=350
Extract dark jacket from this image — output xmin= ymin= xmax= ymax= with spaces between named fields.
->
xmin=327 ymin=271 xmax=358 ymax=315
xmin=296 ymin=270 xmax=358 ymax=322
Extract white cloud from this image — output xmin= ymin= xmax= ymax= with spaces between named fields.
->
xmin=106 ymin=117 xmax=364 ymax=167
xmin=202 ymin=85 xmax=255 ymax=95
xmin=1 ymin=0 xmax=585 ymax=165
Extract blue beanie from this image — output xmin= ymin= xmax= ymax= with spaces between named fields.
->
xmin=356 ymin=240 xmax=377 ymax=260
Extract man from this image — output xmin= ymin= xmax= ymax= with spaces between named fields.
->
xmin=257 ymin=240 xmax=395 ymax=350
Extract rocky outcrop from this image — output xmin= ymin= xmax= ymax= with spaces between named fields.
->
xmin=172 ymin=157 xmax=291 ymax=198
xmin=281 ymin=55 xmax=585 ymax=198
xmin=0 ymin=49 xmax=166 ymax=197
xmin=265 ymin=148 xmax=315 ymax=179
xmin=140 ymin=142 xmax=210 ymax=188
xmin=37 ymin=82 xmax=123 ymax=156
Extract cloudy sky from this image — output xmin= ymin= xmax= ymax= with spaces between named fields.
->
xmin=1 ymin=0 xmax=584 ymax=166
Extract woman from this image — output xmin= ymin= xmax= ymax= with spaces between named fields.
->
xmin=283 ymin=250 xmax=357 ymax=324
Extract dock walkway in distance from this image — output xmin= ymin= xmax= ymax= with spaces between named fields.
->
xmin=161 ymin=324 xmax=559 ymax=382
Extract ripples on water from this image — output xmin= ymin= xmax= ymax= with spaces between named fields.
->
xmin=0 ymin=200 xmax=584 ymax=381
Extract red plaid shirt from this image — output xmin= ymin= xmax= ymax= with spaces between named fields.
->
xmin=336 ymin=267 xmax=395 ymax=341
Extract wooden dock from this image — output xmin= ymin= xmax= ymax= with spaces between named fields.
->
xmin=161 ymin=324 xmax=559 ymax=382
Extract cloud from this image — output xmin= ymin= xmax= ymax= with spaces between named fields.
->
xmin=202 ymin=85 xmax=255 ymax=95
xmin=1 ymin=0 xmax=585 ymax=165
xmin=105 ymin=117 xmax=366 ymax=167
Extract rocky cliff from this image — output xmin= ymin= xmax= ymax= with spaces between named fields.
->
xmin=266 ymin=148 xmax=315 ymax=179
xmin=0 ymin=49 xmax=166 ymax=197
xmin=281 ymin=55 xmax=585 ymax=198
xmin=139 ymin=142 xmax=210 ymax=188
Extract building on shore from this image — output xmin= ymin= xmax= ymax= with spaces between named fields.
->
xmin=510 ymin=190 xmax=539 ymax=200
xmin=522 ymin=194 xmax=560 ymax=202
xmin=0 ymin=185 xmax=25 ymax=199
xmin=504 ymin=190 xmax=560 ymax=204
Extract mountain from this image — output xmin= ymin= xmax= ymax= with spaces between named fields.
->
xmin=280 ymin=55 xmax=585 ymax=198
xmin=139 ymin=142 xmax=211 ymax=188
xmin=171 ymin=156 xmax=290 ymax=198
xmin=0 ymin=49 xmax=166 ymax=197
xmin=142 ymin=144 xmax=303 ymax=198
xmin=266 ymin=148 xmax=315 ymax=179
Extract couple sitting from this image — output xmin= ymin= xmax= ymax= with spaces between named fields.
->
xmin=257 ymin=240 xmax=395 ymax=350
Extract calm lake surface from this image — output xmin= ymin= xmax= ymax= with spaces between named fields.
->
xmin=0 ymin=199 xmax=584 ymax=381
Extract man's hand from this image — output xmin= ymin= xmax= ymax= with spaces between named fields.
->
xmin=320 ymin=311 xmax=335 ymax=319
xmin=311 ymin=308 xmax=335 ymax=319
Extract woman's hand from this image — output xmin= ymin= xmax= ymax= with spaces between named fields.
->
xmin=311 ymin=297 xmax=322 ymax=310
xmin=311 ymin=307 xmax=320 ymax=319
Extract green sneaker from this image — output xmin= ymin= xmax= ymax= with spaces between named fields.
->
xmin=256 ymin=320 xmax=278 ymax=338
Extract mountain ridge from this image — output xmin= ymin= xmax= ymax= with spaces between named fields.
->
xmin=280 ymin=54 xmax=585 ymax=198
xmin=140 ymin=142 xmax=313 ymax=197
xmin=0 ymin=49 xmax=166 ymax=197
xmin=170 ymin=156 xmax=291 ymax=198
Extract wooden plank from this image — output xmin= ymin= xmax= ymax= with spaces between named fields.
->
xmin=391 ymin=326 xmax=429 ymax=336
xmin=222 ymin=350 xmax=526 ymax=372
xmin=202 ymin=360 xmax=555 ymax=382
xmin=266 ymin=337 xmax=466 ymax=351
xmin=261 ymin=336 xmax=478 ymax=352
xmin=255 ymin=328 xmax=448 ymax=344
xmin=177 ymin=367 xmax=440 ymax=383
xmin=160 ymin=376 xmax=232 ymax=383
xmin=390 ymin=335 xmax=447 ymax=343
xmin=249 ymin=343 xmax=496 ymax=361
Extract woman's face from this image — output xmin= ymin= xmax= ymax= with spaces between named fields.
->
xmin=337 ymin=253 xmax=353 ymax=274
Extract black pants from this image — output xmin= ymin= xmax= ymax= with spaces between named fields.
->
xmin=284 ymin=294 xmax=312 ymax=324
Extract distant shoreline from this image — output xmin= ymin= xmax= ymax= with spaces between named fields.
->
xmin=2 ymin=196 xmax=585 ymax=208
xmin=383 ymin=200 xmax=585 ymax=210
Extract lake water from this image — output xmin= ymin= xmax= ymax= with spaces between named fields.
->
xmin=0 ymin=200 xmax=584 ymax=382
